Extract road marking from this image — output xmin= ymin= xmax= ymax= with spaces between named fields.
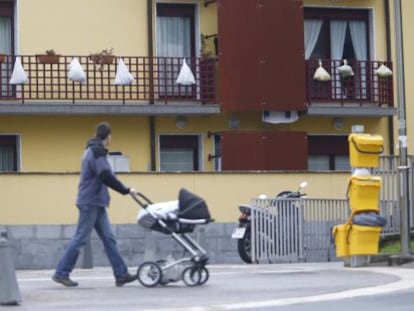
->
xmin=140 ymin=267 xmax=414 ymax=311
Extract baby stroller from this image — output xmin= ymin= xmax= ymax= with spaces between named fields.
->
xmin=131 ymin=188 xmax=213 ymax=287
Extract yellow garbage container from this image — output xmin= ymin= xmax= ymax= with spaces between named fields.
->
xmin=348 ymin=224 xmax=382 ymax=255
xmin=348 ymin=134 xmax=383 ymax=168
xmin=347 ymin=176 xmax=381 ymax=212
xmin=332 ymin=224 xmax=350 ymax=258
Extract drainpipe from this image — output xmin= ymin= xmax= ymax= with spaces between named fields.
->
xmin=148 ymin=0 xmax=156 ymax=171
xmin=393 ymin=0 xmax=410 ymax=257
xmin=385 ymin=0 xmax=395 ymax=155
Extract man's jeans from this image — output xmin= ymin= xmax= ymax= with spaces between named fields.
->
xmin=54 ymin=205 xmax=128 ymax=278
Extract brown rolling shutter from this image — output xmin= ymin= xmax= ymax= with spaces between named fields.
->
xmin=221 ymin=131 xmax=308 ymax=170
xmin=217 ymin=0 xmax=259 ymax=110
xmin=218 ymin=0 xmax=305 ymax=111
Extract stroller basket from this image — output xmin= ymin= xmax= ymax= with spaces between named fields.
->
xmin=136 ymin=188 xmax=211 ymax=234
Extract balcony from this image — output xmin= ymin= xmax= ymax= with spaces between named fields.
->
xmin=0 ymin=55 xmax=396 ymax=117
xmin=305 ymin=59 xmax=395 ymax=117
xmin=0 ymin=54 xmax=219 ymax=115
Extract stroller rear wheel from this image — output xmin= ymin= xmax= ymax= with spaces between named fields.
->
xmin=137 ymin=261 xmax=163 ymax=287
xmin=182 ymin=266 xmax=201 ymax=286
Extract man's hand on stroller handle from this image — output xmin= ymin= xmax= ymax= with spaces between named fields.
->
xmin=129 ymin=188 xmax=137 ymax=195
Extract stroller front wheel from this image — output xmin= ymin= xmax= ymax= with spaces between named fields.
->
xmin=137 ymin=261 xmax=163 ymax=287
xmin=182 ymin=266 xmax=201 ymax=286
xmin=198 ymin=267 xmax=209 ymax=285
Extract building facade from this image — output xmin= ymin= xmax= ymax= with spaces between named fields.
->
xmin=1 ymin=0 xmax=412 ymax=267
xmin=0 ymin=0 xmax=412 ymax=222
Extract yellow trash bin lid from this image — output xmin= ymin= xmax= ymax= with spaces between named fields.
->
xmin=348 ymin=134 xmax=384 ymax=168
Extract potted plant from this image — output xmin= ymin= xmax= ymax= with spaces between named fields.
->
xmin=37 ymin=49 xmax=61 ymax=64
xmin=0 ymin=53 xmax=6 ymax=64
xmin=89 ymin=48 xmax=115 ymax=70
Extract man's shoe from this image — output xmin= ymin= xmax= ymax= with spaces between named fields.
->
xmin=115 ymin=273 xmax=137 ymax=287
xmin=52 ymin=275 xmax=79 ymax=287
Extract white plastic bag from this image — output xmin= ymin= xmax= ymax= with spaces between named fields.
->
xmin=313 ymin=60 xmax=331 ymax=81
xmin=337 ymin=59 xmax=354 ymax=78
xmin=376 ymin=63 xmax=392 ymax=77
xmin=68 ymin=57 xmax=86 ymax=83
xmin=176 ymin=58 xmax=196 ymax=85
xmin=114 ymin=58 xmax=134 ymax=85
xmin=9 ymin=57 xmax=28 ymax=85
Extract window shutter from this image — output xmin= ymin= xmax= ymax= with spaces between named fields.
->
xmin=218 ymin=0 xmax=306 ymax=111
xmin=220 ymin=131 xmax=308 ymax=170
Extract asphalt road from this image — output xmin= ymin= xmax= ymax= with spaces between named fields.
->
xmin=7 ymin=262 xmax=414 ymax=310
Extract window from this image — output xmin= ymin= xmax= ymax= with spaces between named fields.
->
xmin=0 ymin=135 xmax=19 ymax=172
xmin=304 ymin=8 xmax=371 ymax=100
xmin=159 ymin=135 xmax=200 ymax=171
xmin=308 ymin=135 xmax=350 ymax=171
xmin=156 ymin=3 xmax=196 ymax=98
xmin=0 ymin=1 xmax=14 ymax=98
xmin=304 ymin=8 xmax=369 ymax=61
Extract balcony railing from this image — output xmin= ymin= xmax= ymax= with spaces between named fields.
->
xmin=0 ymin=55 xmax=393 ymax=109
xmin=305 ymin=59 xmax=394 ymax=107
xmin=0 ymin=54 xmax=217 ymax=104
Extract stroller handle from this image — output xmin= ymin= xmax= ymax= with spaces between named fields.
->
xmin=130 ymin=191 xmax=153 ymax=208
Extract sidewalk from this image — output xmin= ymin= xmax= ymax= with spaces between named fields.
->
xmin=8 ymin=262 xmax=414 ymax=311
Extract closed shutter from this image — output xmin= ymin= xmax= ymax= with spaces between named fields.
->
xmin=217 ymin=0 xmax=259 ymax=110
xmin=218 ymin=0 xmax=305 ymax=111
xmin=221 ymin=131 xmax=307 ymax=170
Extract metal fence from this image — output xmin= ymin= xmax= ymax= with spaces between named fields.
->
xmin=250 ymin=155 xmax=412 ymax=263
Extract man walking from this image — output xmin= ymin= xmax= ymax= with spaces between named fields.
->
xmin=53 ymin=121 xmax=137 ymax=287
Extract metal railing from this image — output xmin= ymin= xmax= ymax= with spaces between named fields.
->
xmin=250 ymin=155 xmax=411 ymax=263
xmin=0 ymin=55 xmax=392 ymax=108
xmin=0 ymin=55 xmax=217 ymax=104
xmin=305 ymin=59 xmax=394 ymax=107
xmin=250 ymin=197 xmax=401 ymax=263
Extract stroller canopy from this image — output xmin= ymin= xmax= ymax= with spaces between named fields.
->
xmin=178 ymin=189 xmax=211 ymax=220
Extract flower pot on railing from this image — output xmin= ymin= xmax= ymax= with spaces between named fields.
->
xmin=89 ymin=48 xmax=115 ymax=71
xmin=36 ymin=54 xmax=61 ymax=64
xmin=89 ymin=55 xmax=115 ymax=65
xmin=0 ymin=54 xmax=7 ymax=64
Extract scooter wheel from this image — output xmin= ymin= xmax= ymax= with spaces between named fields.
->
xmin=137 ymin=261 xmax=163 ymax=287
xmin=182 ymin=266 xmax=201 ymax=286
xmin=237 ymin=224 xmax=253 ymax=263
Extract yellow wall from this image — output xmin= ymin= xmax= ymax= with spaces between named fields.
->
xmin=0 ymin=172 xmax=350 ymax=225
xmin=0 ymin=116 xmax=150 ymax=171
xmin=18 ymin=0 xmax=148 ymax=56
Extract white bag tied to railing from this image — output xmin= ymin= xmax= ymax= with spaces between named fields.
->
xmin=337 ymin=59 xmax=354 ymax=78
xmin=68 ymin=57 xmax=86 ymax=83
xmin=9 ymin=57 xmax=28 ymax=85
xmin=376 ymin=63 xmax=393 ymax=77
xmin=313 ymin=59 xmax=331 ymax=81
xmin=114 ymin=58 xmax=134 ymax=85
xmin=176 ymin=58 xmax=196 ymax=85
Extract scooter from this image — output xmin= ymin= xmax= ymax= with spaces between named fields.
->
xmin=231 ymin=181 xmax=308 ymax=264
